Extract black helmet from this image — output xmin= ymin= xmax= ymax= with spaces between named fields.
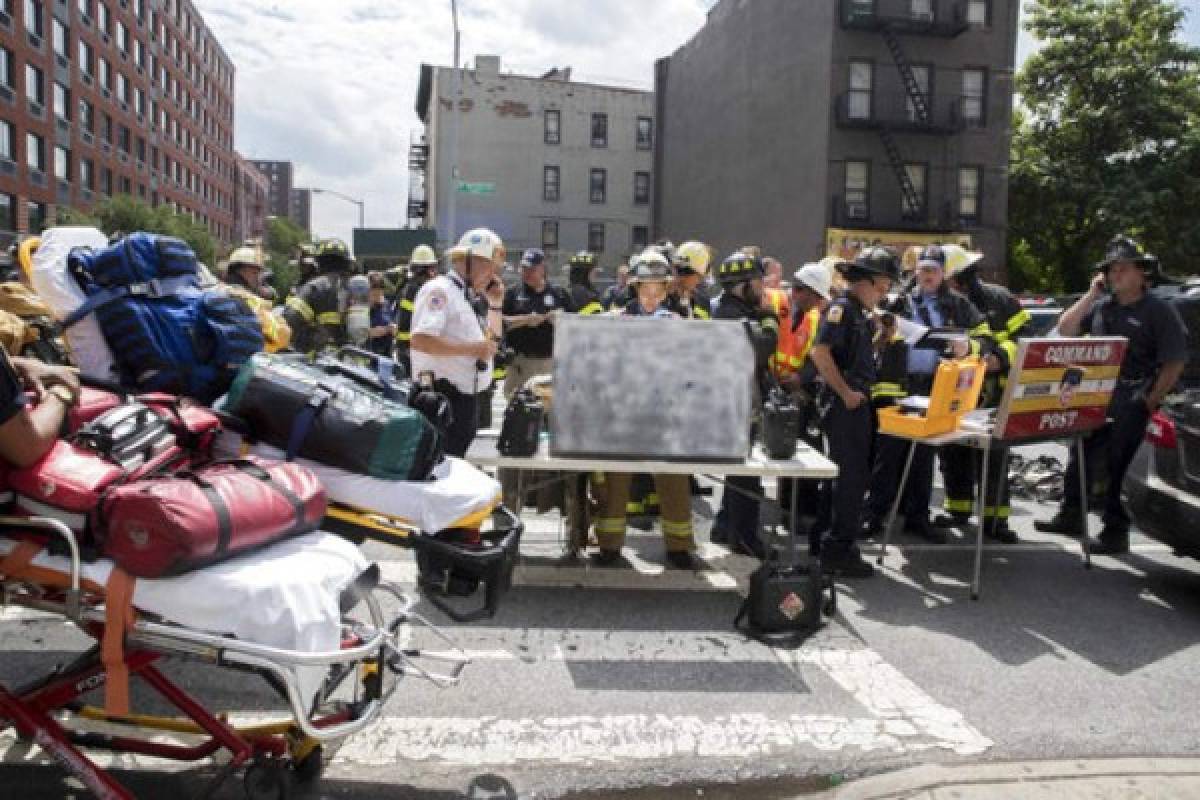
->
xmin=844 ymin=246 xmax=900 ymax=282
xmin=314 ymin=237 xmax=354 ymax=273
xmin=1095 ymin=235 xmax=1156 ymax=273
xmin=716 ymin=251 xmax=764 ymax=287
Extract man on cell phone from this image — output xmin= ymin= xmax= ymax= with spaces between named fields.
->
xmin=1036 ymin=235 xmax=1188 ymax=554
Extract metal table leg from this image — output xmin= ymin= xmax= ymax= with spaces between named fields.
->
xmin=1077 ymin=435 xmax=1092 ymax=569
xmin=878 ymin=440 xmax=917 ymax=566
xmin=971 ymin=437 xmax=991 ymax=601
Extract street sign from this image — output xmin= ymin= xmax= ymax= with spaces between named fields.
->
xmin=456 ymin=181 xmax=496 ymax=195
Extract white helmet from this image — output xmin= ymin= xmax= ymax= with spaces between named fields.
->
xmin=793 ymin=260 xmax=835 ymax=301
xmin=228 ymin=246 xmax=263 ymax=268
xmin=629 ymin=249 xmax=672 ymax=284
xmin=456 ymin=228 xmax=505 ymax=263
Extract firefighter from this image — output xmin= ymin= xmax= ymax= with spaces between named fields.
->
xmin=1035 ymin=235 xmax=1188 ymax=554
xmin=281 ymin=237 xmax=356 ymax=354
xmin=394 ymin=244 xmax=442 ymax=372
xmin=567 ymin=251 xmax=605 ymax=315
xmin=939 ymin=245 xmax=1031 ymax=543
xmin=861 ymin=245 xmax=991 ymax=543
xmin=665 ymin=241 xmax=712 ymax=319
xmin=602 ymin=263 xmax=632 ymax=310
xmin=592 ymin=249 xmax=697 ymax=569
xmin=710 ymin=251 xmax=780 ymax=559
xmin=808 ymin=248 xmax=898 ymax=578
xmin=225 ymin=245 xmax=291 ymax=353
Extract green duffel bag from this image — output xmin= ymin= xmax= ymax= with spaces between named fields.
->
xmin=224 ymin=353 xmax=444 ymax=481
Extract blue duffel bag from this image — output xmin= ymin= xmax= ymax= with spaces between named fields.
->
xmin=65 ymin=233 xmax=264 ymax=403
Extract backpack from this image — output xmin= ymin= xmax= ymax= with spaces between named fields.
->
xmin=0 ymin=282 xmax=73 ymax=365
xmin=65 ymin=233 xmax=264 ymax=403
xmin=735 ymin=550 xmax=836 ymax=646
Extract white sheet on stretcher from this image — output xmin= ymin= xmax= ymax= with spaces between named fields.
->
xmin=215 ymin=433 xmax=501 ymax=532
xmin=1 ymin=532 xmax=368 ymax=710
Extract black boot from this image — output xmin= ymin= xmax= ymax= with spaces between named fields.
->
xmin=1088 ymin=526 xmax=1129 ymax=555
xmin=932 ymin=512 xmax=970 ymax=528
xmin=823 ymin=549 xmax=875 ymax=579
xmin=983 ymin=520 xmax=1018 ymax=544
xmin=666 ymin=551 xmax=696 ymax=570
xmin=905 ymin=516 xmax=947 ymax=544
xmin=1034 ymin=510 xmax=1083 ymax=535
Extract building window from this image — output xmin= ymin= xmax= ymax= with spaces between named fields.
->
xmin=77 ymin=0 xmax=89 ymax=17
xmin=52 ymin=18 xmax=68 ymax=59
xmin=101 ymin=167 xmax=112 ymax=195
xmin=845 ymin=160 xmax=869 ymax=220
xmin=0 ymin=47 xmax=13 ymax=89
xmin=966 ymin=0 xmax=989 ymax=26
xmin=590 ymin=168 xmax=607 ymax=203
xmin=958 ymin=166 xmax=982 ymax=222
xmin=80 ymin=98 xmax=94 ymax=132
xmin=909 ymin=0 xmax=933 ymax=19
xmin=632 ymin=225 xmax=649 ymax=252
xmin=26 ymin=132 xmax=45 ymax=172
xmin=116 ymin=72 xmax=127 ymax=104
xmin=591 ymin=113 xmax=608 ymax=148
xmin=902 ymin=163 xmax=927 ymax=219
xmin=97 ymin=1 xmax=109 ymax=34
xmin=25 ymin=63 xmax=44 ymax=106
xmin=99 ymin=57 xmax=111 ymax=91
xmin=27 ymin=201 xmax=47 ymax=234
xmin=636 ymin=117 xmax=653 ymax=150
xmin=542 ymin=165 xmax=560 ymax=202
xmin=0 ymin=121 xmax=13 ymax=161
xmin=847 ymin=60 xmax=873 ymax=120
xmin=633 ymin=171 xmax=650 ymax=205
xmin=588 ymin=222 xmax=605 ymax=253
xmin=54 ymin=145 xmax=69 ymax=181
xmin=80 ymin=157 xmax=94 ymax=190
xmin=24 ymin=0 xmax=43 ymax=38
xmin=117 ymin=20 xmax=128 ymax=53
xmin=544 ymin=109 xmax=560 ymax=145
xmin=961 ymin=68 xmax=987 ymax=126
xmin=541 ymin=220 xmax=559 ymax=250
xmin=53 ymin=82 xmax=69 ymax=121
xmin=0 ymin=194 xmax=14 ymax=233
xmin=79 ymin=39 xmax=93 ymax=75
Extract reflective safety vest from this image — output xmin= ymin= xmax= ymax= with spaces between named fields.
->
xmin=764 ymin=288 xmax=794 ymax=378
xmin=227 ymin=285 xmax=292 ymax=353
xmin=772 ymin=306 xmax=820 ymax=381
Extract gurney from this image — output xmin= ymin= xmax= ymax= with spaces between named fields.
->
xmin=0 ymin=517 xmax=469 ymax=800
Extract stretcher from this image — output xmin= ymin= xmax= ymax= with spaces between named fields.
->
xmin=0 ymin=517 xmax=470 ymax=800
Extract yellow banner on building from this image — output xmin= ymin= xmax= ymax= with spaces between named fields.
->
xmin=826 ymin=228 xmax=974 ymax=264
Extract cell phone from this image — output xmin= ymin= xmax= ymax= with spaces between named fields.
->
xmin=418 ymin=370 xmax=435 ymax=389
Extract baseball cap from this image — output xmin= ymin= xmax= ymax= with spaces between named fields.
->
xmin=520 ymin=248 xmax=546 ymax=268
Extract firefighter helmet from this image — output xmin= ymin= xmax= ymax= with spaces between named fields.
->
xmin=673 ymin=241 xmax=711 ymax=276
xmin=629 ymin=250 xmax=671 ymax=284
xmin=410 ymin=244 xmax=438 ymax=266
xmin=716 ymin=252 xmax=764 ymax=287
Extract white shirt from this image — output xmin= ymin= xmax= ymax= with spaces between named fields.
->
xmin=410 ymin=272 xmax=493 ymax=393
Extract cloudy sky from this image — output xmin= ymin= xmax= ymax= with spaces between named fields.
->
xmin=197 ymin=0 xmax=1200 ymax=249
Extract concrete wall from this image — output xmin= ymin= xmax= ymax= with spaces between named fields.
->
xmin=655 ymin=0 xmax=836 ymax=267
xmin=425 ymin=59 xmax=654 ymax=272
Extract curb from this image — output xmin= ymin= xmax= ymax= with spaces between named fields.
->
xmin=813 ymin=758 xmax=1200 ymax=799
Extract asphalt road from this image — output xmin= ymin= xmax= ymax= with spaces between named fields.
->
xmin=3 ymin=443 xmax=1200 ymax=799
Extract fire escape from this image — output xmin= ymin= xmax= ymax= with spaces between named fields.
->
xmin=838 ymin=0 xmax=970 ymax=229
xmin=407 ymin=131 xmax=429 ymax=227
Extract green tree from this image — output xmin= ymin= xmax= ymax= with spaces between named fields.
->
xmin=1010 ymin=0 xmax=1200 ymax=291
xmin=262 ymin=216 xmax=312 ymax=297
xmin=58 ymin=195 xmax=219 ymax=266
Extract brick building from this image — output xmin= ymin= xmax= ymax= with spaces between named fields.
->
xmin=232 ymin=152 xmax=266 ymax=244
xmin=0 ymin=0 xmax=237 ymax=248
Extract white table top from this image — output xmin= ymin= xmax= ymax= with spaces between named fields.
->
xmin=466 ymin=432 xmax=838 ymax=479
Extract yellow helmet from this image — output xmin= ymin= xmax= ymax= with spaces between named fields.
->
xmin=674 ymin=241 xmax=711 ymax=276
xmin=410 ymin=244 xmax=438 ymax=266
xmin=940 ymin=244 xmax=985 ymax=279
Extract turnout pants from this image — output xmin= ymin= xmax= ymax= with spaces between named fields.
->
xmin=867 ymin=438 xmax=937 ymax=524
xmin=595 ymin=473 xmax=695 ymax=553
xmin=823 ymin=398 xmax=873 ymax=557
xmin=941 ymin=444 xmax=1012 ymax=525
xmin=1061 ymin=385 xmax=1151 ymax=532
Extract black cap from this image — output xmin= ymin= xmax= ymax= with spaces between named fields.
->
xmin=845 ymin=247 xmax=900 ymax=282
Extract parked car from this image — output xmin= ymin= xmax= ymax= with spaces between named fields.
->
xmin=1124 ymin=284 xmax=1200 ymax=557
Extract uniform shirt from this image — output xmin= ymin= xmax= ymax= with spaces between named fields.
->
xmin=410 ymin=272 xmax=493 ymax=394
xmin=1082 ymin=293 xmax=1189 ymax=384
xmin=0 ymin=348 xmax=29 ymax=427
xmin=908 ymin=292 xmax=947 ymax=375
xmin=503 ymin=282 xmax=572 ymax=359
xmin=815 ymin=295 xmax=877 ymax=393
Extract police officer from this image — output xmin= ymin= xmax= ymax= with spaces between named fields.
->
xmin=940 ymin=245 xmax=1032 ymax=543
xmin=566 ymin=251 xmax=604 ymax=316
xmin=1036 ymin=235 xmax=1188 ymax=554
xmin=410 ymin=229 xmax=505 ymax=458
xmin=710 ymin=251 xmax=780 ymax=559
xmin=502 ymin=248 xmax=572 ymax=399
xmin=394 ymin=244 xmax=441 ymax=373
xmin=809 ymin=248 xmax=897 ymax=578
xmin=862 ymin=245 xmax=991 ymax=544
xmin=281 ymin=237 xmax=356 ymax=354
xmin=664 ymin=241 xmax=713 ymax=320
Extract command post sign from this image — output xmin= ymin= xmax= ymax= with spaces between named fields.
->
xmin=993 ymin=337 xmax=1129 ymax=442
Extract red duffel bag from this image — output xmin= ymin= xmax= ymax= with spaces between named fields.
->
xmin=95 ymin=456 xmax=327 ymax=578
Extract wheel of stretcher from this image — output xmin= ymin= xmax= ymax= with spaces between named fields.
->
xmin=292 ymin=745 xmax=325 ymax=785
xmin=243 ymin=759 xmax=293 ymax=800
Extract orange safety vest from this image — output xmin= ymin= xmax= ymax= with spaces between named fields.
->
xmin=772 ymin=306 xmax=820 ymax=381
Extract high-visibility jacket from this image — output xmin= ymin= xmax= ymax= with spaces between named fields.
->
xmin=763 ymin=288 xmax=793 ymax=378
xmin=227 ymin=285 xmax=291 ymax=353
xmin=773 ymin=306 xmax=820 ymax=382
xmin=281 ymin=272 xmax=345 ymax=354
